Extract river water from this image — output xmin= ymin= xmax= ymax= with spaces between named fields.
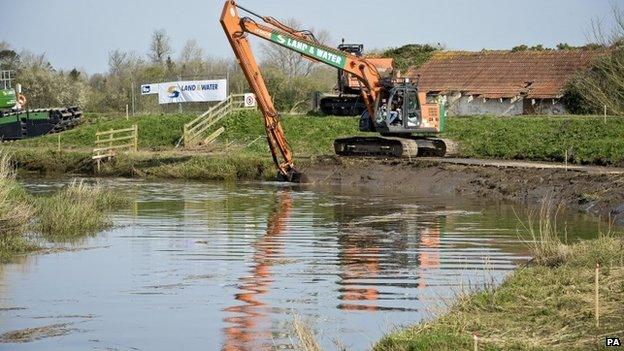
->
xmin=0 ymin=179 xmax=600 ymax=350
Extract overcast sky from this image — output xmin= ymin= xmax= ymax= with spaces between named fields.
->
xmin=0 ymin=0 xmax=616 ymax=74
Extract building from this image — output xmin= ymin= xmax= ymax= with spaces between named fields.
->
xmin=408 ymin=50 xmax=602 ymax=116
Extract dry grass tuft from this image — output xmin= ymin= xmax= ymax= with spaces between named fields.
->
xmin=0 ymin=154 xmax=32 ymax=237
xmin=35 ymin=179 xmax=128 ymax=241
xmin=515 ymin=198 xmax=570 ymax=266
xmin=292 ymin=314 xmax=322 ymax=351
xmin=0 ymin=152 xmax=36 ymax=260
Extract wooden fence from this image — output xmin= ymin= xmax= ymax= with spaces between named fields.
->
xmin=92 ymin=124 xmax=138 ymax=171
xmin=181 ymin=94 xmax=255 ymax=148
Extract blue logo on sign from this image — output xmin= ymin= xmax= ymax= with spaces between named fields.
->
xmin=167 ymin=86 xmax=181 ymax=99
xmin=142 ymin=85 xmax=151 ymax=94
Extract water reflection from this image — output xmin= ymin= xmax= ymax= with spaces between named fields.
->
xmin=0 ymin=179 xmax=603 ymax=351
xmin=223 ymin=191 xmax=292 ymax=351
xmin=333 ymin=201 xmax=445 ymax=312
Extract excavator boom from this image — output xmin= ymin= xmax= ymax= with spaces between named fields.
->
xmin=220 ymin=0 xmax=384 ymax=181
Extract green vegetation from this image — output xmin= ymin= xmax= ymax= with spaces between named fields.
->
xmin=564 ymin=46 xmax=624 ymax=115
xmin=15 ymin=114 xmax=195 ymax=150
xmin=445 ymin=115 xmax=624 ymax=165
xmin=381 ymin=44 xmax=442 ymax=71
xmin=0 ymin=153 xmax=36 ymax=261
xmin=6 ymin=112 xmax=624 ymax=181
xmin=5 ymin=111 xmax=359 ymax=180
xmin=375 ymin=206 xmax=624 ymax=351
xmin=0 ymin=151 xmax=129 ymax=261
xmin=34 ymin=180 xmax=129 ymax=241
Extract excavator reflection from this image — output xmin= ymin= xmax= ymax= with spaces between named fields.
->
xmin=337 ymin=228 xmax=381 ymax=311
xmin=334 ymin=200 xmax=443 ymax=311
xmin=222 ymin=191 xmax=292 ymax=351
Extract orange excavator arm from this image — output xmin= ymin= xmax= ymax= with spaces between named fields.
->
xmin=220 ymin=0 xmax=384 ymax=181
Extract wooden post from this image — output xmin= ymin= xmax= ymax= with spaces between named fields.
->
xmin=473 ymin=333 xmax=479 ymax=351
xmin=134 ymin=124 xmax=138 ymax=152
xmin=595 ymin=263 xmax=600 ymax=328
xmin=183 ymin=125 xmax=187 ymax=147
xmin=108 ymin=129 xmax=114 ymax=158
xmin=126 ymin=104 xmax=129 ymax=120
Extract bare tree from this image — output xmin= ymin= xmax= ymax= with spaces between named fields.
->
xmin=588 ymin=3 xmax=624 ymax=46
xmin=179 ymin=39 xmax=204 ymax=64
xmin=108 ymin=50 xmax=128 ymax=75
xmin=149 ymin=29 xmax=172 ymax=65
xmin=0 ymin=41 xmax=10 ymax=52
xmin=261 ymin=18 xmax=331 ymax=78
xmin=569 ymin=3 xmax=624 ymax=115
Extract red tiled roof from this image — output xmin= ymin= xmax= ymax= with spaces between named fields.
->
xmin=408 ymin=50 xmax=603 ymax=99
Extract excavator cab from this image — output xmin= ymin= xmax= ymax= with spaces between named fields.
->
xmin=373 ymin=84 xmax=422 ymax=135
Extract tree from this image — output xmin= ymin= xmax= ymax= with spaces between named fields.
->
xmin=179 ymin=39 xmax=204 ymax=64
xmin=15 ymin=51 xmax=88 ymax=109
xmin=564 ymin=4 xmax=624 ymax=115
xmin=382 ymin=43 xmax=443 ymax=70
xmin=0 ymin=50 xmax=20 ymax=71
xmin=149 ymin=29 xmax=172 ymax=65
xmin=261 ymin=18 xmax=331 ymax=78
xmin=69 ymin=68 xmax=81 ymax=81
xmin=588 ymin=3 xmax=624 ymax=46
xmin=178 ymin=39 xmax=206 ymax=77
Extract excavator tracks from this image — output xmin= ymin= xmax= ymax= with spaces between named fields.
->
xmin=334 ymin=136 xmax=447 ymax=158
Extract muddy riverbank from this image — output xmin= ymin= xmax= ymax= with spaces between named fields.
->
xmin=11 ymin=148 xmax=624 ymax=224
xmin=301 ymin=156 xmax=624 ymax=225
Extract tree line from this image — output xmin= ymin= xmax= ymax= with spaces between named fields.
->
xmin=2 ymin=8 xmax=624 ymax=116
xmin=0 ymin=25 xmax=335 ymax=114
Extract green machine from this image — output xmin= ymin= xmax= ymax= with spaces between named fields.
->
xmin=0 ymin=70 xmax=83 ymax=141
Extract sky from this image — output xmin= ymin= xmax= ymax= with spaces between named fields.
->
xmin=0 ymin=0 xmax=617 ymax=74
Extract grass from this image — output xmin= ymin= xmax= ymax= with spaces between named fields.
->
xmin=14 ymin=114 xmax=195 ymax=150
xmin=0 ymin=150 xmax=131 ymax=260
xmin=34 ymin=180 xmax=129 ymax=241
xmin=446 ymin=115 xmax=624 ymax=166
xmin=374 ymin=204 xmax=624 ymax=351
xmin=0 ymin=152 xmax=36 ymax=261
xmin=5 ymin=112 xmax=624 ymax=181
xmin=4 ymin=111 xmax=357 ymax=180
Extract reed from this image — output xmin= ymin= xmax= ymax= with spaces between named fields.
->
xmin=0 ymin=152 xmax=36 ymax=261
xmin=34 ymin=180 xmax=128 ymax=241
xmin=291 ymin=314 xmax=322 ymax=351
xmin=515 ymin=198 xmax=570 ymax=266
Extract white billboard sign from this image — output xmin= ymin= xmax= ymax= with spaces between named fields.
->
xmin=141 ymin=84 xmax=159 ymax=95
xmin=158 ymin=79 xmax=227 ymax=104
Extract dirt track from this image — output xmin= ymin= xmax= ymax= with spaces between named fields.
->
xmin=301 ymin=156 xmax=624 ymax=225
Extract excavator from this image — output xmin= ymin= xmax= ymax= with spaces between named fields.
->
xmin=318 ymin=42 xmax=395 ymax=116
xmin=221 ymin=1 xmax=447 ymax=182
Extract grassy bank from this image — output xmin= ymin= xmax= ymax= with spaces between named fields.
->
xmin=374 ymin=211 xmax=624 ymax=351
xmin=0 ymin=153 xmax=128 ymax=261
xmin=446 ymin=115 xmax=624 ymax=166
xmin=5 ymin=112 xmax=624 ymax=181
